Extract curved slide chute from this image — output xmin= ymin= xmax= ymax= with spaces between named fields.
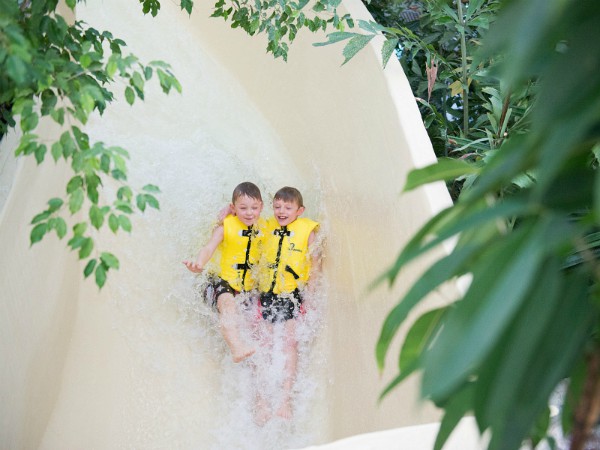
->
xmin=0 ymin=0 xmax=479 ymax=448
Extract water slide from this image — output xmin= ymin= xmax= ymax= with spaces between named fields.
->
xmin=0 ymin=0 xmax=483 ymax=448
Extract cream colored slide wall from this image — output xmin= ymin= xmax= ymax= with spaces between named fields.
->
xmin=0 ymin=0 xmax=464 ymax=448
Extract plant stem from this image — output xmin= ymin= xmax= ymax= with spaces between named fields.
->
xmin=496 ymin=89 xmax=511 ymax=147
xmin=570 ymin=346 xmax=600 ymax=450
xmin=456 ymin=0 xmax=469 ymax=136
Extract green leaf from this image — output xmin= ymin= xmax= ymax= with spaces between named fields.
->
xmin=529 ymin=407 xmax=551 ymax=448
xmin=100 ymin=252 xmax=119 ymax=269
xmin=6 ymin=55 xmax=29 ymax=84
xmin=80 ymin=92 xmax=95 ymax=115
xmin=144 ymin=194 xmax=160 ymax=210
xmin=106 ymin=57 xmax=118 ymax=78
xmin=54 ymin=217 xmax=67 ymax=239
xmin=342 ymin=33 xmax=375 ymax=65
xmin=51 ymin=142 xmax=63 ymax=162
xmin=79 ymin=237 xmax=94 ymax=259
xmin=84 ymin=258 xmax=97 ymax=278
xmin=487 ymin=271 xmax=595 ymax=450
xmin=66 ymin=176 xmax=84 ymax=194
xmin=144 ymin=66 xmax=153 ymax=80
xmin=131 ymin=71 xmax=145 ymax=92
xmin=561 ymin=359 xmax=586 ymax=435
xmin=142 ymin=184 xmax=161 ymax=193
xmin=68 ymin=235 xmax=86 ymax=250
xmin=434 ymin=383 xmax=474 ymax=450
xmin=100 ymin=154 xmax=110 ymax=173
xmin=381 ymin=199 xmax=529 ymax=288
xmin=85 ymin=174 xmax=101 ymax=204
xmin=115 ymin=201 xmax=133 ymax=214
xmin=80 ymin=53 xmax=92 ymax=69
xmin=421 ymin=218 xmax=569 ymax=402
xmin=404 ymin=158 xmax=480 ymax=192
xmin=31 ymin=211 xmax=51 ymax=224
xmin=399 ymin=307 xmax=447 ymax=373
xmin=50 ymin=108 xmax=65 ymax=125
xmin=34 ymin=144 xmax=47 ymax=164
xmin=95 ymin=263 xmax=107 ymax=288
xmin=48 ymin=198 xmax=63 ymax=212
xmin=30 ymin=223 xmax=48 ymax=245
xmin=381 ymin=37 xmax=399 ymax=68
xmin=136 ymin=194 xmax=147 ymax=212
xmin=379 ymin=359 xmax=420 ymax=401
xmin=117 ymin=186 xmax=133 ymax=201
xmin=474 ymin=256 xmax=563 ymax=430
xmin=125 ymin=86 xmax=135 ymax=105
xmin=60 ymin=131 xmax=76 ymax=157
xmin=118 ymin=214 xmax=132 ymax=232
xmin=108 ymin=213 xmax=119 ymax=233
xmin=376 ymin=243 xmax=480 ymax=370
xmin=89 ymin=205 xmax=104 ymax=229
xmin=41 ymin=90 xmax=58 ymax=116
xmin=313 ymin=31 xmax=356 ymax=47
xmin=69 ymin=187 xmax=85 ymax=214
xmin=180 ymin=0 xmax=193 ymax=14
xmin=73 ymin=222 xmax=87 ymax=236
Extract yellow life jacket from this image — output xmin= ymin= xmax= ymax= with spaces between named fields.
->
xmin=259 ymin=217 xmax=319 ymax=294
xmin=217 ymin=215 xmax=265 ymax=292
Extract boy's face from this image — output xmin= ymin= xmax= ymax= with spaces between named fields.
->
xmin=232 ymin=195 xmax=263 ymax=226
xmin=272 ymin=198 xmax=304 ymax=227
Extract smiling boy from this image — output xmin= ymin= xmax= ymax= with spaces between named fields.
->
xmin=183 ymin=182 xmax=264 ymax=363
xmin=256 ymin=186 xmax=320 ymax=421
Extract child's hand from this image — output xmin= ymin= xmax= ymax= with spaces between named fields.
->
xmin=216 ymin=204 xmax=235 ymax=224
xmin=182 ymin=260 xmax=204 ymax=273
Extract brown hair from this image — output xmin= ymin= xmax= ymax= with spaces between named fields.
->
xmin=232 ymin=182 xmax=262 ymax=203
xmin=274 ymin=186 xmax=304 ymax=207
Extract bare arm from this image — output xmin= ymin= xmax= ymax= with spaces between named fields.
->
xmin=308 ymin=231 xmax=322 ymax=273
xmin=182 ymin=225 xmax=224 ymax=273
xmin=216 ymin=203 xmax=235 ymax=224
xmin=303 ymin=230 xmax=322 ymax=309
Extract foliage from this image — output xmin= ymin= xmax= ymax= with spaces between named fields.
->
xmin=0 ymin=0 xmax=361 ymax=289
xmin=4 ymin=1 xmax=600 ymax=448
xmin=1 ymin=0 xmax=183 ymax=288
xmin=343 ymin=0 xmax=534 ymax=200
xmin=371 ymin=1 xmax=600 ymax=449
xmin=209 ymin=0 xmax=355 ymax=61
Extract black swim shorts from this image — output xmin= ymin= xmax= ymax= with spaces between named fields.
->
xmin=259 ymin=290 xmax=303 ymax=323
xmin=204 ymin=277 xmax=237 ymax=308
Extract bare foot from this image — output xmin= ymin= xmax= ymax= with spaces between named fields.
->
xmin=232 ymin=347 xmax=255 ymax=363
xmin=254 ymin=395 xmax=271 ymax=426
xmin=276 ymin=399 xmax=293 ymax=420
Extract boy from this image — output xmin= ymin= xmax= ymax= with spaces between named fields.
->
xmin=183 ymin=182 xmax=264 ymax=363
xmin=256 ymin=186 xmax=320 ymax=421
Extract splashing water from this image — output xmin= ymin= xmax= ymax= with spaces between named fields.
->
xmin=83 ymin=103 xmax=330 ymax=448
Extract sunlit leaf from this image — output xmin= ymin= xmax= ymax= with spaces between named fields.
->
xmin=341 ymin=33 xmax=375 ymax=65
xmin=404 ymin=158 xmax=480 ymax=192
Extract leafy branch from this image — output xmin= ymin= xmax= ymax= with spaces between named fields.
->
xmin=1 ymin=0 xmax=179 ymax=287
xmin=210 ymin=0 xmax=354 ymax=60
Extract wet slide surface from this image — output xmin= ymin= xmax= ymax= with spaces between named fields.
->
xmin=0 ymin=0 xmax=467 ymax=448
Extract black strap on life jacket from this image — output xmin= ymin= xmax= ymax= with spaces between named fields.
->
xmin=269 ymin=226 xmax=291 ymax=293
xmin=236 ymin=226 xmax=254 ymax=291
xmin=285 ymin=265 xmax=300 ymax=279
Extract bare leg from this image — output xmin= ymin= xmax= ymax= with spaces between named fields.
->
xmin=254 ymin=391 xmax=272 ymax=426
xmin=216 ymin=293 xmax=255 ymax=363
xmin=276 ymin=319 xmax=298 ymax=420
xmin=253 ymin=320 xmax=273 ymax=425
